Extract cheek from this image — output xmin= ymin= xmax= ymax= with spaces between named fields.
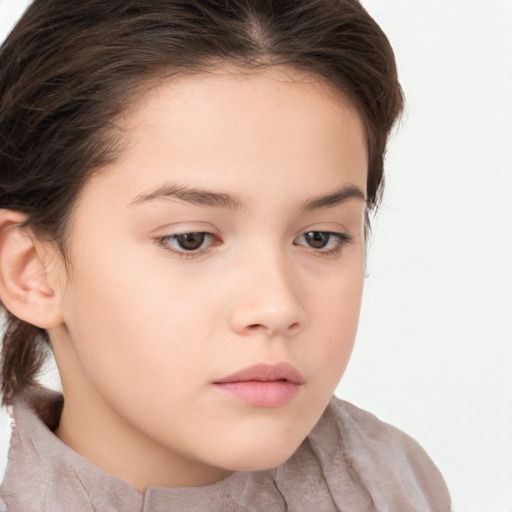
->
xmin=308 ymin=264 xmax=364 ymax=377
xmin=60 ymin=243 xmax=227 ymax=393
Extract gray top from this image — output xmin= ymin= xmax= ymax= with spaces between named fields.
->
xmin=0 ymin=388 xmax=450 ymax=511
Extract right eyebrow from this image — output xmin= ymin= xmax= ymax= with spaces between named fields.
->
xmin=128 ymin=183 xmax=242 ymax=210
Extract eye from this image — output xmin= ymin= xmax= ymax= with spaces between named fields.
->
xmin=294 ymin=231 xmax=352 ymax=254
xmin=157 ymin=232 xmax=218 ymax=256
xmin=303 ymin=231 xmax=331 ymax=249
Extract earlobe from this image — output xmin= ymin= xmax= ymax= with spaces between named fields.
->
xmin=0 ymin=209 xmax=64 ymax=329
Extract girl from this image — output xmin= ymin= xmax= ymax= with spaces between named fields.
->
xmin=0 ymin=1 xmax=450 ymax=510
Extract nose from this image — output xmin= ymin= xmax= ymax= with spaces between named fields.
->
xmin=228 ymin=251 xmax=307 ymax=338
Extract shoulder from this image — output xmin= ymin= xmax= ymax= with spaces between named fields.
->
xmin=305 ymin=396 xmax=451 ymax=511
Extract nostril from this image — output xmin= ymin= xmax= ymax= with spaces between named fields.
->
xmin=287 ymin=322 xmax=301 ymax=334
xmin=246 ymin=324 xmax=263 ymax=332
xmin=245 ymin=321 xmax=301 ymax=336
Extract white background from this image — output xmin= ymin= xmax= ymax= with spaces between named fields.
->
xmin=0 ymin=1 xmax=511 ymax=511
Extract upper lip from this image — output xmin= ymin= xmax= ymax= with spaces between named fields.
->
xmin=214 ymin=362 xmax=304 ymax=385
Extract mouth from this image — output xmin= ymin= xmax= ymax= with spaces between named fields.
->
xmin=212 ymin=362 xmax=304 ymax=408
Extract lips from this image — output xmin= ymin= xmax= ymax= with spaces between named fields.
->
xmin=213 ymin=363 xmax=304 ymax=407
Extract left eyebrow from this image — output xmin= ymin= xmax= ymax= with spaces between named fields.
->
xmin=302 ymin=184 xmax=366 ymax=210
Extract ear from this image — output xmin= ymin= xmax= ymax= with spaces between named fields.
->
xmin=0 ymin=209 xmax=64 ymax=329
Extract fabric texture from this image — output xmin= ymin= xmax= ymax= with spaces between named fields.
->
xmin=0 ymin=388 xmax=450 ymax=511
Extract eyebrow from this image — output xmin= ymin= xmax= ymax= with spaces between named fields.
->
xmin=129 ymin=183 xmax=242 ymax=209
xmin=129 ymin=182 xmax=366 ymax=210
xmin=302 ymin=184 xmax=366 ymax=210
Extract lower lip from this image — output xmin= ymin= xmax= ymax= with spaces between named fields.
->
xmin=213 ymin=381 xmax=301 ymax=407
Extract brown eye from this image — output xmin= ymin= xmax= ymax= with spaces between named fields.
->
xmin=294 ymin=230 xmax=352 ymax=255
xmin=174 ymin=232 xmax=207 ymax=251
xmin=159 ymin=232 xmax=215 ymax=254
xmin=304 ymin=231 xmax=330 ymax=249
xmin=157 ymin=231 xmax=219 ymax=258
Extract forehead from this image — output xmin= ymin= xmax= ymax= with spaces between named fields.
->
xmin=79 ymin=65 xmax=367 ymax=209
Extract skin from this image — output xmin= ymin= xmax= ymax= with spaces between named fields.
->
xmin=44 ymin=66 xmax=369 ymax=490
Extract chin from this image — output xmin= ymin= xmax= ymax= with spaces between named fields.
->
xmin=216 ymin=437 xmax=304 ymax=472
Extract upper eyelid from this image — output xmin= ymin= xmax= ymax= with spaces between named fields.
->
xmin=295 ymin=230 xmax=352 ymax=240
xmin=158 ymin=228 xmax=351 ymax=240
xmin=162 ymin=232 xmax=216 ymax=246
xmin=294 ymin=231 xmax=352 ymax=246
xmin=155 ymin=228 xmax=352 ymax=247
xmin=152 ymin=222 xmax=218 ymax=234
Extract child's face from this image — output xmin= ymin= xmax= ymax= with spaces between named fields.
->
xmin=49 ymin=66 xmax=368 ymax=488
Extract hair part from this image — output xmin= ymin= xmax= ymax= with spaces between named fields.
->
xmin=0 ymin=0 xmax=403 ymax=402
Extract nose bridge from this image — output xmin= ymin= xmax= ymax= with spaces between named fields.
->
xmin=229 ymin=242 xmax=306 ymax=336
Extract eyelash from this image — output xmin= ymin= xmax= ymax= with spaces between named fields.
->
xmin=155 ymin=231 xmax=353 ymax=260
xmin=293 ymin=231 xmax=353 ymax=256
xmin=155 ymin=232 xmax=220 ymax=260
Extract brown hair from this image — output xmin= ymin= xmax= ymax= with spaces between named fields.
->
xmin=0 ymin=0 xmax=403 ymax=402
